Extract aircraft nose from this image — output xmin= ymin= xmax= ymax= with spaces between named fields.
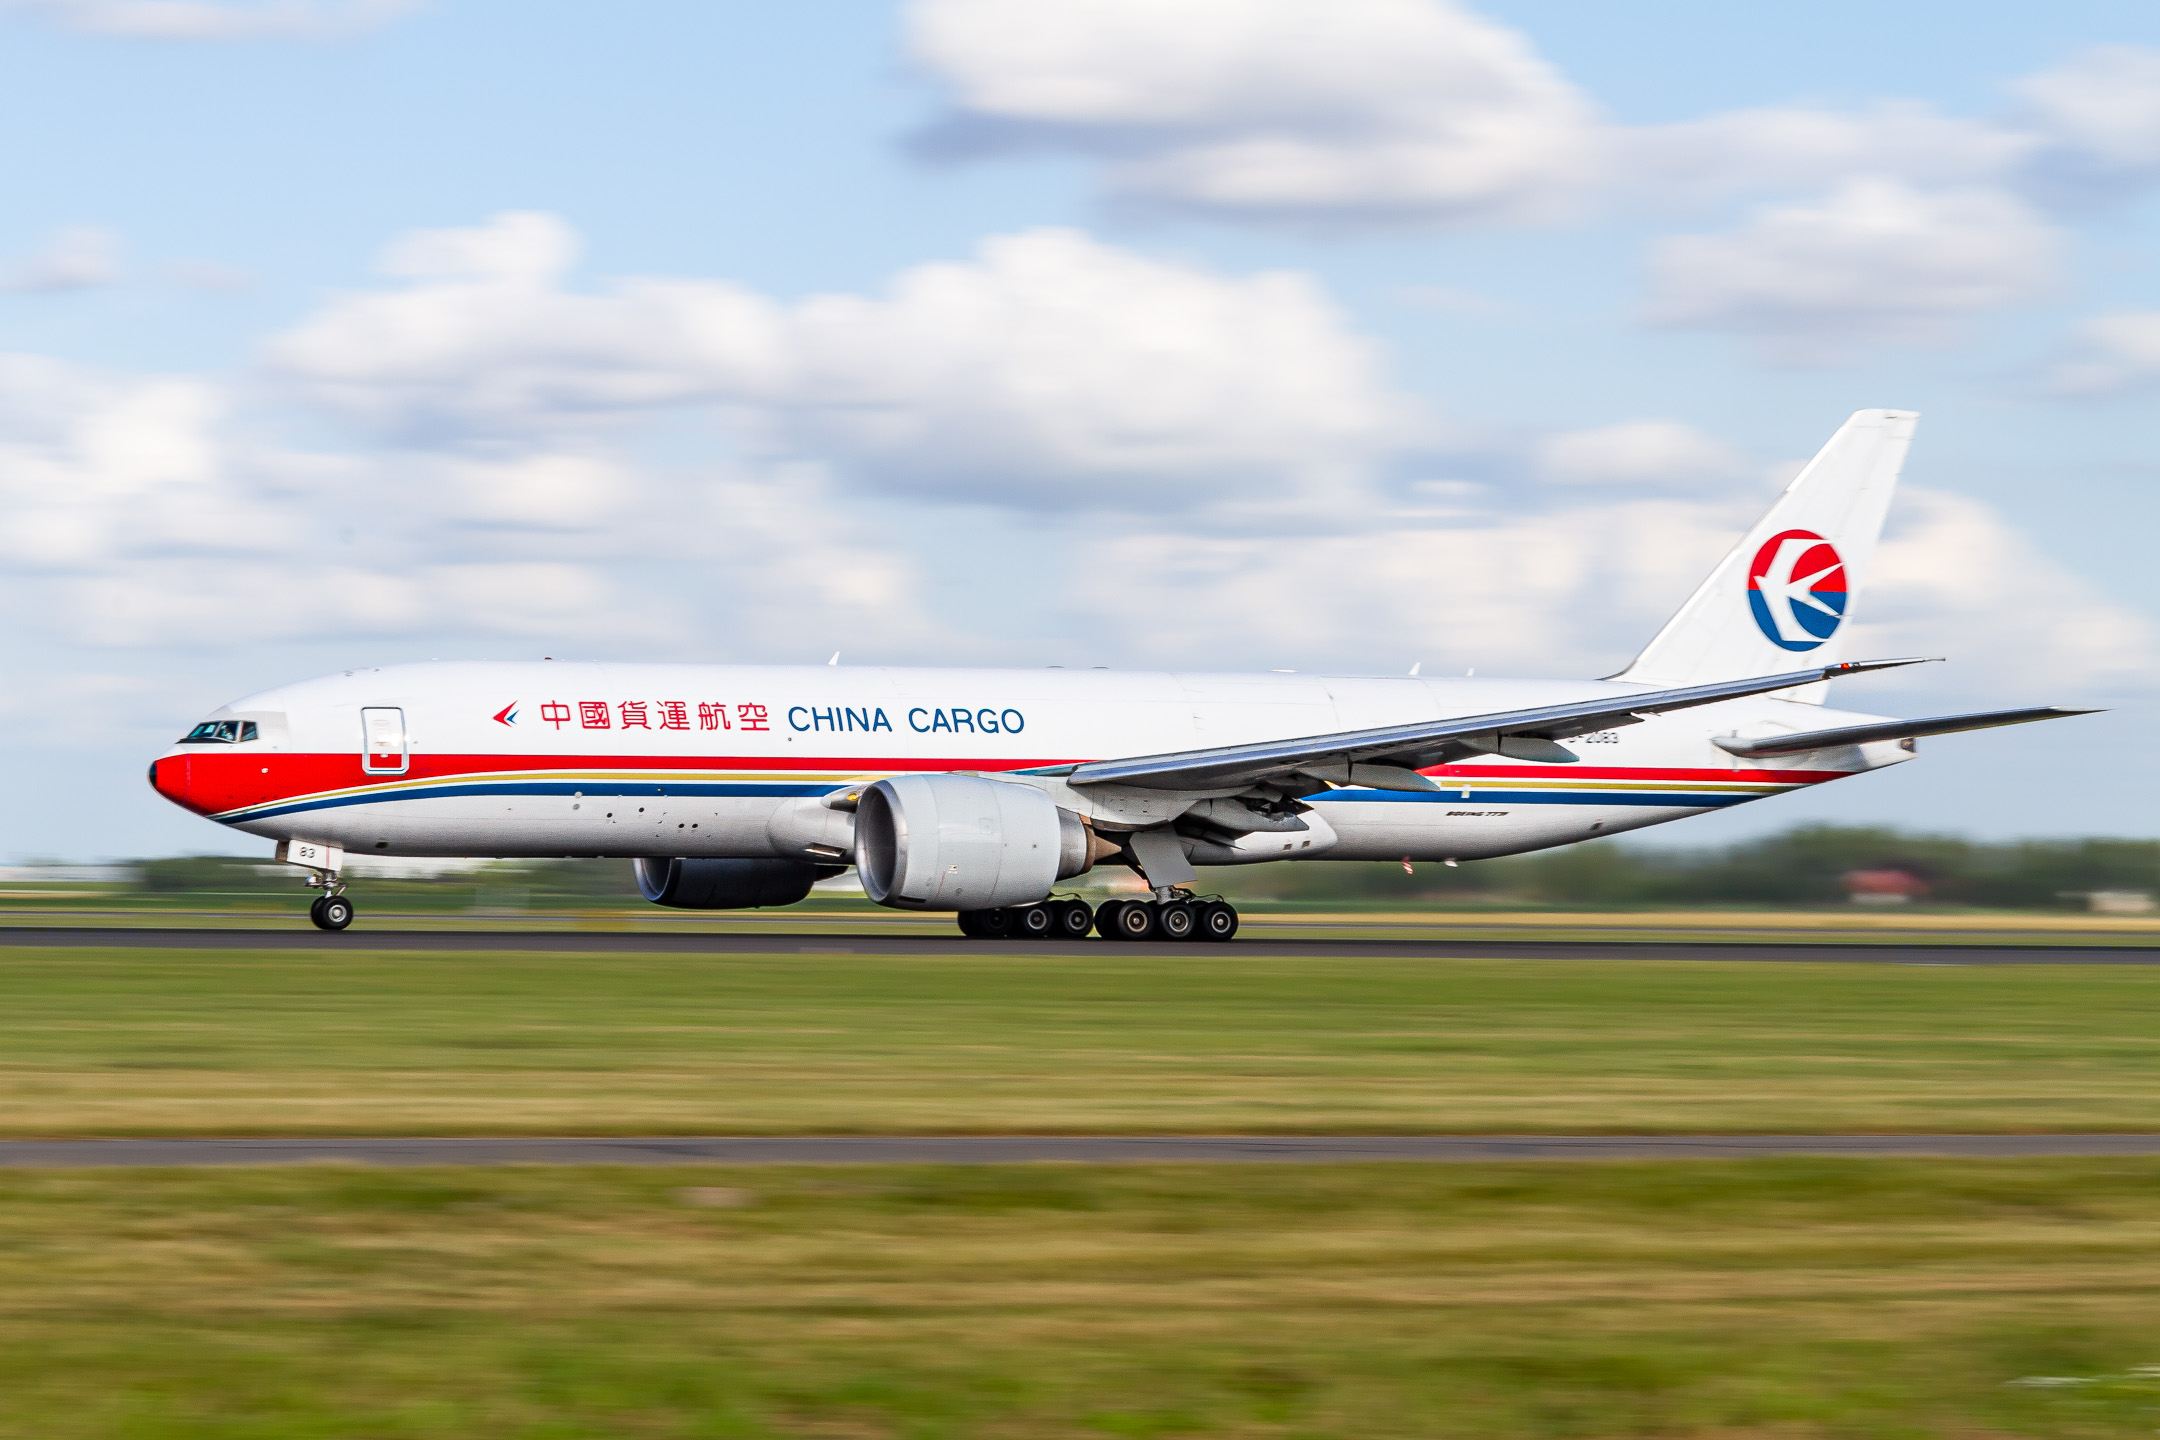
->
xmin=149 ymin=755 xmax=196 ymax=811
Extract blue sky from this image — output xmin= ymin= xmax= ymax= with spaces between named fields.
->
xmin=1 ymin=0 xmax=2156 ymax=859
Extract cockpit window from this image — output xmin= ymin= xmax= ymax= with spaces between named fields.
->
xmin=178 ymin=720 xmax=258 ymax=744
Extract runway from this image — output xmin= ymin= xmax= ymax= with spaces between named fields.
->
xmin=0 ymin=926 xmax=2152 ymax=964
xmin=3 ymin=1134 xmax=2159 ymax=1166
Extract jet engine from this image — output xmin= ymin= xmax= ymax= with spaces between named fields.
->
xmin=854 ymin=774 xmax=1091 ymax=910
xmin=633 ymin=856 xmax=841 ymax=909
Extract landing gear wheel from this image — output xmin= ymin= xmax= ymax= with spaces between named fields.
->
xmin=1013 ymin=904 xmax=1055 ymax=940
xmin=311 ymin=895 xmax=353 ymax=931
xmin=1156 ymin=901 xmax=1197 ymax=941
xmin=1053 ymin=899 xmax=1095 ymax=938
xmin=958 ymin=908 xmax=1011 ymax=939
xmin=1197 ymin=901 xmax=1239 ymax=942
xmin=1105 ymin=899 xmax=1157 ymax=942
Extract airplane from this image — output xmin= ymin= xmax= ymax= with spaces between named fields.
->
xmin=149 ymin=409 xmax=2093 ymax=937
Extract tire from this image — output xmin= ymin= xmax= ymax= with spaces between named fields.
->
xmin=956 ymin=909 xmax=987 ymax=939
xmin=1054 ymin=899 xmax=1095 ymax=938
xmin=1198 ymin=901 xmax=1239 ymax=942
xmin=1092 ymin=899 xmax=1127 ymax=940
xmin=1110 ymin=899 xmax=1157 ymax=942
xmin=976 ymin=907 xmax=1013 ymax=939
xmin=313 ymin=895 xmax=353 ymax=931
xmin=1156 ymin=902 xmax=1197 ymax=940
xmin=1013 ymin=904 xmax=1055 ymax=940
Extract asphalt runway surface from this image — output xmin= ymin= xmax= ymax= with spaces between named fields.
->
xmin=4 ymin=1134 xmax=2160 ymax=1166
xmin=0 ymin=926 xmax=2152 ymax=964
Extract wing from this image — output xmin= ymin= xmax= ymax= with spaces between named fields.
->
xmin=1711 ymin=705 xmax=2098 ymax=757
xmin=1046 ymin=657 xmax=1933 ymax=794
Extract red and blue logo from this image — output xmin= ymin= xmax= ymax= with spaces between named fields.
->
xmin=1746 ymin=529 xmax=1846 ymax=651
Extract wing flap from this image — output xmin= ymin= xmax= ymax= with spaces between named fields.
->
xmin=1710 ymin=705 xmax=2098 ymax=757
xmin=1063 ymin=657 xmax=1932 ymax=793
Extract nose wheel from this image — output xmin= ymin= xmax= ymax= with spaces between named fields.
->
xmin=308 ymin=894 xmax=354 ymax=931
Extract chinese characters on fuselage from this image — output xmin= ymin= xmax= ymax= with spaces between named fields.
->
xmin=535 ymin=701 xmax=770 ymax=732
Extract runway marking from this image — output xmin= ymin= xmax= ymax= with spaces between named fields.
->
xmin=2 ymin=1135 xmax=2159 ymax=1167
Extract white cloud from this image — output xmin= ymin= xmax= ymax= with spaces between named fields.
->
xmin=2012 ymin=45 xmax=2160 ymax=197
xmin=7 ymin=0 xmax=412 ymax=40
xmin=1623 ymin=104 xmax=2031 ymax=206
xmin=906 ymin=7 xmax=2160 ymax=365
xmin=1062 ymin=484 xmax=2153 ymax=696
xmin=1065 ymin=495 xmax=1749 ymax=676
xmin=1858 ymin=488 xmax=2157 ymax=694
xmin=2045 ymin=310 xmax=2160 ymax=395
xmin=1 ymin=226 xmax=120 ymax=292
xmin=267 ymin=216 xmax=1413 ymax=509
xmin=0 ymin=348 xmax=940 ymax=656
xmin=1534 ymin=420 xmax=1747 ymax=489
xmin=379 ymin=209 xmax=579 ymax=287
xmin=0 ymin=207 xmax=2140 ymax=717
xmin=1643 ymin=180 xmax=2058 ymax=363
xmin=908 ymin=0 xmax=1601 ymax=223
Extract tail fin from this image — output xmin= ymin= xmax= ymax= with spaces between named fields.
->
xmin=1617 ymin=408 xmax=1917 ymax=702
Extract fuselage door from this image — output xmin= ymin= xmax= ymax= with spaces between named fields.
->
xmin=361 ymin=707 xmax=409 ymax=775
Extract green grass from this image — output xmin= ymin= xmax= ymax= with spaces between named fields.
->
xmin=5 ymin=947 xmax=2160 ymax=1134
xmin=6 ymin=1159 xmax=2160 ymax=1438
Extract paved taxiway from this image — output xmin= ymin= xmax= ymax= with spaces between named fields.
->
xmin=3 ymin=1135 xmax=2159 ymax=1166
xmin=0 ymin=926 xmax=2152 ymax=964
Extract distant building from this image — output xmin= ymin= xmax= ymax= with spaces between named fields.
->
xmin=2086 ymin=890 xmax=2156 ymax=915
xmin=1842 ymin=868 xmax=1928 ymax=905
xmin=0 ymin=865 xmax=139 ymax=884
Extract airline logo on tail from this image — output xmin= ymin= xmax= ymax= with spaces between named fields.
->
xmin=1746 ymin=529 xmax=1847 ymax=651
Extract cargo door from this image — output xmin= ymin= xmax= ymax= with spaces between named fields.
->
xmin=361 ymin=707 xmax=409 ymax=775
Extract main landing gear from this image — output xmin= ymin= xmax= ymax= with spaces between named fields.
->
xmin=1094 ymin=893 xmax=1238 ymax=943
xmin=957 ymin=896 xmax=1095 ymax=941
xmin=954 ymin=894 xmax=1239 ymax=942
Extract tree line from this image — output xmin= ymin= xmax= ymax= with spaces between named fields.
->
xmin=1206 ymin=825 xmax=2160 ymax=909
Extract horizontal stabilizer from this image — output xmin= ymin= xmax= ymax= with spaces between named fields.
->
xmin=1050 ymin=657 xmax=1933 ymax=794
xmin=1711 ymin=705 xmax=2099 ymax=758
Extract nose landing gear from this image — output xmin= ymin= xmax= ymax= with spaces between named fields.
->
xmin=275 ymin=840 xmax=356 ymax=932
xmin=308 ymin=893 xmax=355 ymax=931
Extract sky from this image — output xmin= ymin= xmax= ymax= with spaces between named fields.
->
xmin=1 ymin=0 xmax=2156 ymax=860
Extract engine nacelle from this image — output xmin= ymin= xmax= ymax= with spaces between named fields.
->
xmin=855 ymin=774 xmax=1089 ymax=910
xmin=633 ymin=856 xmax=839 ymax=909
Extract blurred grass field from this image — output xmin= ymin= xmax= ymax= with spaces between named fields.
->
xmin=5 ymin=945 xmax=2160 ymax=1135
xmin=7 ymin=1158 xmax=2160 ymax=1439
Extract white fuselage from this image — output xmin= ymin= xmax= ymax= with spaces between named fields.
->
xmin=150 ymin=661 xmax=1912 ymax=867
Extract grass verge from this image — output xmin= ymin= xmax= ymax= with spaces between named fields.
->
xmin=5 ymin=1158 xmax=2160 ymax=1438
xmin=3 ymin=947 xmax=2160 ymax=1134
